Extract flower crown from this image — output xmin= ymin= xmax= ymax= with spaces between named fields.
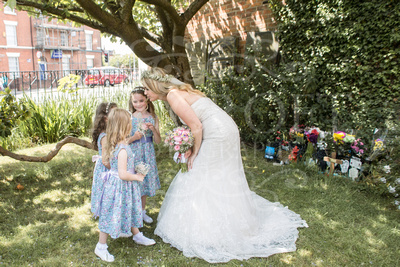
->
xmin=141 ymin=70 xmax=174 ymax=83
xmin=105 ymin=102 xmax=111 ymax=114
xmin=131 ymin=87 xmax=145 ymax=93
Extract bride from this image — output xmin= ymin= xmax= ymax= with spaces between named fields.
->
xmin=141 ymin=67 xmax=308 ymax=263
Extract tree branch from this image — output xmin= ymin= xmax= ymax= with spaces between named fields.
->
xmin=15 ymin=0 xmax=119 ymax=35
xmin=138 ymin=24 xmax=162 ymax=46
xmin=182 ymin=0 xmax=210 ymax=25
xmin=121 ymin=0 xmax=136 ymax=22
xmin=75 ymin=0 xmax=123 ymax=30
xmin=0 ymin=136 xmax=95 ymax=162
xmin=139 ymin=0 xmax=181 ymax=25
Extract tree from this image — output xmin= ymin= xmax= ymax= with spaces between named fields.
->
xmin=5 ymin=0 xmax=210 ymax=82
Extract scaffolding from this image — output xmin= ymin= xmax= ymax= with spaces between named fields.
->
xmin=32 ymin=15 xmax=88 ymax=72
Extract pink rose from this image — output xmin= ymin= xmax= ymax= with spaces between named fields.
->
xmin=360 ymin=142 xmax=364 ymax=146
xmin=359 ymin=149 xmax=364 ymax=154
xmin=174 ymin=145 xmax=180 ymax=151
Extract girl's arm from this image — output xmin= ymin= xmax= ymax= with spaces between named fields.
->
xmin=166 ymin=90 xmax=202 ymax=170
xmin=146 ymin=117 xmax=161 ymax=144
xmin=117 ymin=149 xmax=145 ymax=182
xmin=127 ymin=131 xmax=143 ymax=144
xmin=100 ymin=135 xmax=111 ymax=169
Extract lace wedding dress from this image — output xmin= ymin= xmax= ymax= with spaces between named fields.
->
xmin=155 ymin=97 xmax=308 ymax=263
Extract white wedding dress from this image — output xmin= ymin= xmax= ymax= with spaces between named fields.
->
xmin=155 ymin=97 xmax=308 ymax=263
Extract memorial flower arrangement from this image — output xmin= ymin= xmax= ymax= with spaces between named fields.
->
xmin=351 ymin=138 xmax=367 ymax=157
xmin=164 ymin=126 xmax=195 ymax=172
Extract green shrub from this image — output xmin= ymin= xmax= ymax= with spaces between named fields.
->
xmin=18 ymin=96 xmax=97 ymax=144
xmin=269 ymin=0 xmax=400 ymax=141
xmin=201 ymin=64 xmax=295 ymax=147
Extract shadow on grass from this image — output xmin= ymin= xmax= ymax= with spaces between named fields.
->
xmin=1 ymin=143 xmax=399 ymax=266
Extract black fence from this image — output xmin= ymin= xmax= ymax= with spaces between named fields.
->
xmin=0 ymin=67 xmax=140 ymax=96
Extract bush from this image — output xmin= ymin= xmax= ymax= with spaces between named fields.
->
xmin=18 ymin=96 xmax=96 ymax=144
xmin=269 ymin=0 xmax=400 ymax=141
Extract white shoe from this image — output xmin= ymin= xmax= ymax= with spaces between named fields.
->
xmin=142 ymin=210 xmax=153 ymax=224
xmin=119 ymin=232 xmax=133 ymax=238
xmin=95 ymin=247 xmax=115 ymax=262
xmin=132 ymin=232 xmax=156 ymax=246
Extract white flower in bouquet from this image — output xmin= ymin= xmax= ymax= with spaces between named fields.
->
xmin=395 ymin=178 xmax=400 ymax=185
xmin=135 ymin=162 xmax=150 ymax=176
xmin=136 ymin=112 xmax=149 ymax=135
xmin=379 ymin=177 xmax=387 ymax=183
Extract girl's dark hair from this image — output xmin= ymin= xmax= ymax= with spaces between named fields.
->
xmin=91 ymin=102 xmax=117 ymax=150
xmin=128 ymin=86 xmax=156 ymax=118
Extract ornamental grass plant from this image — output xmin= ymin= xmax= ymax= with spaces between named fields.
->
xmin=1 ymin=141 xmax=399 ymax=266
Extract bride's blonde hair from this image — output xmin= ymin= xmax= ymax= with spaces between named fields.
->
xmin=103 ymin=108 xmax=132 ymax=163
xmin=141 ymin=67 xmax=205 ymax=97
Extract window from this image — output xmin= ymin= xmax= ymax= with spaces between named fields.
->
xmin=87 ymin=58 xmax=94 ymax=69
xmin=60 ymin=31 xmax=68 ymax=47
xmin=7 ymin=53 xmax=20 ymax=78
xmin=85 ymin=30 xmax=93 ymax=50
xmin=62 ymin=56 xmax=70 ymax=74
xmin=36 ymin=28 xmax=45 ymax=46
xmin=86 ymin=55 xmax=94 ymax=69
xmin=4 ymin=21 xmax=18 ymax=46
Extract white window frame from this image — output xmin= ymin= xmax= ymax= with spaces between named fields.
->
xmin=62 ymin=55 xmax=70 ymax=74
xmin=7 ymin=52 xmax=20 ymax=78
xmin=4 ymin=6 xmax=16 ymax=15
xmin=4 ymin=20 xmax=18 ymax=47
xmin=86 ymin=55 xmax=94 ymax=69
xmin=60 ymin=31 xmax=68 ymax=47
xmin=85 ymin=30 xmax=93 ymax=51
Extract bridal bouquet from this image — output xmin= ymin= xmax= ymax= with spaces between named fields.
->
xmin=135 ymin=162 xmax=150 ymax=176
xmin=164 ymin=126 xmax=194 ymax=173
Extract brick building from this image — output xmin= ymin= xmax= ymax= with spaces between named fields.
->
xmin=184 ymin=0 xmax=279 ymax=85
xmin=0 ymin=3 xmax=103 ymax=77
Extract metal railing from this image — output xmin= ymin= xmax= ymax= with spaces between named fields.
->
xmin=0 ymin=68 xmax=140 ymax=102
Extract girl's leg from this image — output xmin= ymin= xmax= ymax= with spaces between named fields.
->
xmin=95 ymin=231 xmax=114 ymax=262
xmin=141 ymin=195 xmax=153 ymax=223
xmin=141 ymin=195 xmax=147 ymax=210
xmin=99 ymin=231 xmax=108 ymax=244
xmin=132 ymin=227 xmax=140 ymax=235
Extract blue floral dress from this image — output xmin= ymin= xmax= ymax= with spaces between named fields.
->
xmin=130 ymin=115 xmax=160 ymax=197
xmin=91 ymin=132 xmax=108 ymax=214
xmin=97 ymin=144 xmax=143 ymax=238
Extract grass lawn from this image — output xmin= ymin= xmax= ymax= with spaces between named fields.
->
xmin=0 ymin=141 xmax=399 ymax=266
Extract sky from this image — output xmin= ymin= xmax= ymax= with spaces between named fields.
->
xmin=101 ymin=36 xmax=133 ymax=55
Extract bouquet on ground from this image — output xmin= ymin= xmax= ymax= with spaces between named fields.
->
xmin=135 ymin=162 xmax=150 ymax=176
xmin=164 ymin=126 xmax=195 ymax=173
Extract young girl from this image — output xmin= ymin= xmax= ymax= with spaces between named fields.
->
xmin=94 ymin=108 xmax=156 ymax=263
xmin=128 ymin=87 xmax=161 ymax=224
xmin=90 ymin=102 xmax=117 ymax=215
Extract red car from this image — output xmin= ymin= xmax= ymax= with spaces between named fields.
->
xmin=84 ymin=67 xmax=129 ymax=87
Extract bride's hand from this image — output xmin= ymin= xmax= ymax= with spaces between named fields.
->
xmin=184 ymin=148 xmax=192 ymax=159
xmin=187 ymin=153 xmax=197 ymax=170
